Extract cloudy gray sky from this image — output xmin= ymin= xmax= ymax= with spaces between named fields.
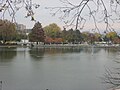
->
xmin=2 ymin=0 xmax=120 ymax=33
xmin=15 ymin=0 xmax=64 ymax=29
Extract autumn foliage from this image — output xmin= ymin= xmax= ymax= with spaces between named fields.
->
xmin=45 ymin=36 xmax=63 ymax=44
xmin=0 ymin=19 xmax=16 ymax=44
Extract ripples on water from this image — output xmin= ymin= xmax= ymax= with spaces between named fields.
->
xmin=0 ymin=47 xmax=120 ymax=90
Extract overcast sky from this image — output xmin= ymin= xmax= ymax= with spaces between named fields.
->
xmin=2 ymin=0 xmax=120 ymax=33
xmin=15 ymin=0 xmax=64 ymax=29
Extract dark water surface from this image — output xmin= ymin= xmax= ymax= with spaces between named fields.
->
xmin=0 ymin=47 xmax=120 ymax=90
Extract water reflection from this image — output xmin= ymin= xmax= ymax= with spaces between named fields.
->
xmin=0 ymin=47 xmax=119 ymax=62
xmin=29 ymin=47 xmax=84 ymax=57
xmin=0 ymin=47 xmax=120 ymax=90
xmin=104 ymin=47 xmax=120 ymax=53
xmin=82 ymin=47 xmax=101 ymax=54
xmin=29 ymin=47 xmax=102 ymax=56
xmin=0 ymin=47 xmax=17 ymax=62
xmin=43 ymin=48 xmax=83 ymax=54
xmin=102 ymin=47 xmax=120 ymax=89
xmin=43 ymin=47 xmax=102 ymax=54
xmin=29 ymin=48 xmax=45 ymax=60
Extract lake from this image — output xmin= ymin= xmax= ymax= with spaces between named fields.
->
xmin=0 ymin=47 xmax=120 ymax=90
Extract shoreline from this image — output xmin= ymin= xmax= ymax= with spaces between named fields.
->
xmin=0 ymin=44 xmax=120 ymax=48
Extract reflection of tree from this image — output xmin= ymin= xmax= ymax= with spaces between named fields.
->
xmin=29 ymin=47 xmax=102 ymax=56
xmin=44 ymin=48 xmax=83 ymax=54
xmin=103 ymin=67 xmax=120 ymax=89
xmin=104 ymin=48 xmax=120 ymax=55
xmin=29 ymin=48 xmax=45 ymax=60
xmin=29 ymin=48 xmax=84 ymax=58
xmin=0 ymin=47 xmax=17 ymax=62
xmin=103 ymin=48 xmax=120 ymax=90
xmin=82 ymin=47 xmax=101 ymax=54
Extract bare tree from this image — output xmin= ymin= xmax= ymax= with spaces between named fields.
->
xmin=46 ymin=0 xmax=120 ymax=33
xmin=103 ymin=67 xmax=120 ymax=90
xmin=102 ymin=56 xmax=120 ymax=90
xmin=0 ymin=0 xmax=40 ymax=22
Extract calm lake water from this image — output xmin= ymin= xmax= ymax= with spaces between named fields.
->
xmin=0 ymin=47 xmax=120 ymax=90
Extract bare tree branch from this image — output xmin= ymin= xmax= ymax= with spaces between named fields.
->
xmin=0 ymin=0 xmax=40 ymax=22
xmin=46 ymin=0 xmax=120 ymax=33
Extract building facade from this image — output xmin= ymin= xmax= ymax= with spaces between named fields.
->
xmin=16 ymin=23 xmax=26 ymax=34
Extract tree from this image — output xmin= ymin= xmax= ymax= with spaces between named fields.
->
xmin=106 ymin=32 xmax=118 ymax=42
xmin=15 ymin=33 xmax=27 ymax=42
xmin=0 ymin=19 xmax=17 ymax=44
xmin=61 ymin=28 xmax=68 ymax=42
xmin=94 ymin=33 xmax=102 ymax=42
xmin=74 ymin=29 xmax=82 ymax=43
xmin=44 ymin=23 xmax=61 ymax=38
xmin=67 ymin=29 xmax=82 ymax=43
xmin=0 ymin=0 xmax=40 ymax=21
xmin=61 ymin=28 xmax=83 ymax=43
xmin=29 ymin=22 xmax=45 ymax=43
xmin=82 ymin=31 xmax=91 ymax=43
xmin=46 ymin=0 xmax=120 ymax=33
xmin=44 ymin=36 xmax=54 ymax=43
xmin=112 ymin=37 xmax=120 ymax=44
xmin=66 ymin=28 xmax=74 ymax=43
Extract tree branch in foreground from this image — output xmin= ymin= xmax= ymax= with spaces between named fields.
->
xmin=46 ymin=0 xmax=120 ymax=33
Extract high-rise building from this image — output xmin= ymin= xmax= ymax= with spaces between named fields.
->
xmin=15 ymin=23 xmax=26 ymax=34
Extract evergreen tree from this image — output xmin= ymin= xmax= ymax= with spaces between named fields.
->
xmin=29 ymin=22 xmax=45 ymax=43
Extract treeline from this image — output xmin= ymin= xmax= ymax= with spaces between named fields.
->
xmin=44 ymin=27 xmax=120 ymax=44
xmin=0 ymin=19 xmax=120 ymax=45
xmin=29 ymin=22 xmax=120 ymax=44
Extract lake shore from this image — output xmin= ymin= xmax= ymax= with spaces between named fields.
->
xmin=0 ymin=43 xmax=120 ymax=49
xmin=0 ymin=44 xmax=119 ymax=48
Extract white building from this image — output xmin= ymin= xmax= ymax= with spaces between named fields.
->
xmin=15 ymin=23 xmax=26 ymax=34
